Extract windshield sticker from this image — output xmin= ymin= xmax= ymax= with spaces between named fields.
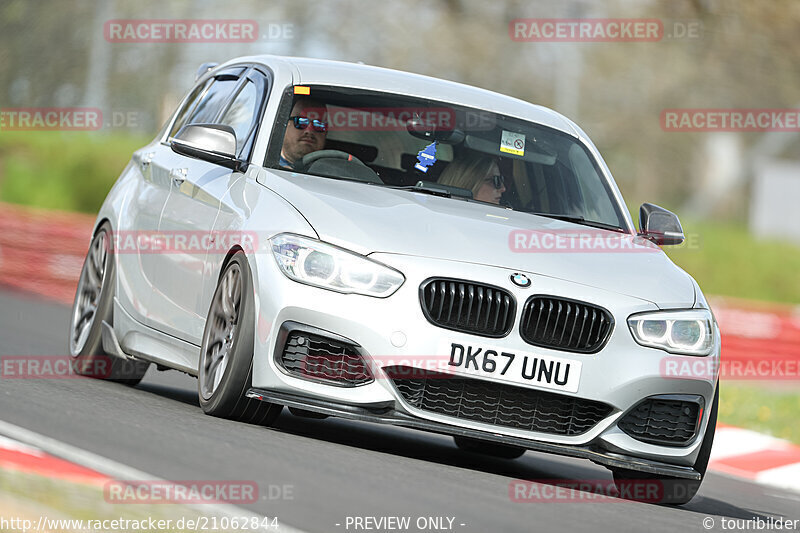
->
xmin=500 ymin=130 xmax=525 ymax=156
xmin=414 ymin=141 xmax=438 ymax=172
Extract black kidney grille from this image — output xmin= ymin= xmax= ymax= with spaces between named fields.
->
xmin=520 ymin=296 xmax=612 ymax=353
xmin=280 ymin=332 xmax=372 ymax=386
xmin=385 ymin=366 xmax=612 ymax=436
xmin=420 ymin=278 xmax=515 ymax=337
xmin=618 ymin=398 xmax=701 ymax=446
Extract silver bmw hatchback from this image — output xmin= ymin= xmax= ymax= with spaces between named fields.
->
xmin=69 ymin=55 xmax=720 ymax=505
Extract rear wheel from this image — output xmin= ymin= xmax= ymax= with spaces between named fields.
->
xmin=611 ymin=386 xmax=719 ymax=505
xmin=68 ymin=222 xmax=149 ymax=385
xmin=454 ymin=436 xmax=526 ymax=459
xmin=198 ymin=252 xmax=281 ymax=425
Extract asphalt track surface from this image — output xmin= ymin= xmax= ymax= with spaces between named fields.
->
xmin=1 ymin=287 xmax=799 ymax=533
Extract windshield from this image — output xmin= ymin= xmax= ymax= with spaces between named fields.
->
xmin=267 ymin=86 xmax=627 ymax=230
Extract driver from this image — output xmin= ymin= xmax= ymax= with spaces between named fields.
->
xmin=279 ymin=98 xmax=328 ymax=169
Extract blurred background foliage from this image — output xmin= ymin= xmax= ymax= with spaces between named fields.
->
xmin=1 ymin=0 xmax=799 ymax=303
xmin=0 ymin=131 xmax=146 ymax=213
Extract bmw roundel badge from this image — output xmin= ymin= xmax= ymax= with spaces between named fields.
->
xmin=510 ymin=273 xmax=531 ymax=288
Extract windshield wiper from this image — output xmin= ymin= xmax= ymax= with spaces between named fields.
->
xmin=526 ymin=212 xmax=626 ymax=232
xmin=385 ymin=181 xmax=473 ymax=199
xmin=388 ymin=184 xmax=450 ymax=198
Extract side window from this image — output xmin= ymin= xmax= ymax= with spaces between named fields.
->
xmin=185 ymin=78 xmax=239 ymax=126
xmin=218 ymin=80 xmax=259 ymax=155
xmin=168 ymin=79 xmax=212 ymax=139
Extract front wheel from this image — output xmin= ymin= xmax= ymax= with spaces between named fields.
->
xmin=198 ymin=251 xmax=281 ymax=425
xmin=611 ymin=386 xmax=719 ymax=505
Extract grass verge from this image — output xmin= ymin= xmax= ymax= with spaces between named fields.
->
xmin=719 ymin=382 xmax=800 ymax=445
xmin=0 ymin=469 xmax=206 ymax=532
xmin=664 ymin=219 xmax=800 ymax=304
xmin=0 ymin=131 xmax=149 ymax=214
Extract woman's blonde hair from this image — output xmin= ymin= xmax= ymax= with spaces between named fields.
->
xmin=437 ymin=151 xmax=496 ymax=198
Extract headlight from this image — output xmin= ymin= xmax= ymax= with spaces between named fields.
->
xmin=270 ymin=234 xmax=405 ymax=297
xmin=627 ymin=309 xmax=714 ymax=356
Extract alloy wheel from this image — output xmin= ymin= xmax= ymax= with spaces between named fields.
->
xmin=70 ymin=231 xmax=108 ymax=355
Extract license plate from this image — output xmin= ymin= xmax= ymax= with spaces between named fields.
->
xmin=439 ymin=341 xmax=582 ymax=393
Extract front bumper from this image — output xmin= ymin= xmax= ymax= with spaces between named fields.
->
xmin=246 ymin=388 xmax=701 ymax=480
xmin=249 ymin=252 xmax=720 ymax=475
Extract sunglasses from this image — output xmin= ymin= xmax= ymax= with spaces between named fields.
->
xmin=289 ymin=116 xmax=328 ymax=132
xmin=486 ymin=174 xmax=505 ymax=189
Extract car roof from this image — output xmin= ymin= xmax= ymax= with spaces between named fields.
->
xmin=220 ymin=55 xmax=578 ymax=137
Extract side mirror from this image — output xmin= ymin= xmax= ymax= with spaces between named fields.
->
xmin=638 ymin=203 xmax=685 ymax=245
xmin=171 ymin=124 xmax=246 ymax=172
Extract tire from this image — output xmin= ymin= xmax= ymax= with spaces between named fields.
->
xmin=611 ymin=386 xmax=719 ymax=505
xmin=454 ymin=436 xmax=526 ymax=459
xmin=68 ymin=222 xmax=150 ymax=385
xmin=198 ymin=251 xmax=281 ymax=425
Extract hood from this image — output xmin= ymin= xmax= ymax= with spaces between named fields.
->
xmin=264 ymin=171 xmax=696 ymax=307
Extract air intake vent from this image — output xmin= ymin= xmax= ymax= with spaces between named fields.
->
xmin=279 ymin=331 xmax=372 ymax=387
xmin=618 ymin=397 xmax=702 ymax=446
xmin=386 ymin=366 xmax=612 ymax=436
xmin=520 ymin=296 xmax=612 ymax=353
xmin=420 ymin=278 xmax=515 ymax=338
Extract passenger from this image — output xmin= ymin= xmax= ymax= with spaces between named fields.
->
xmin=437 ymin=152 xmax=507 ymax=204
xmin=279 ymin=98 xmax=328 ymax=168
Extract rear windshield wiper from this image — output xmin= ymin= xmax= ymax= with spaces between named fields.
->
xmin=527 ymin=212 xmax=627 ymax=233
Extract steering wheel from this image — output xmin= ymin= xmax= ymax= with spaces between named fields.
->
xmin=299 ymin=149 xmax=364 ymax=170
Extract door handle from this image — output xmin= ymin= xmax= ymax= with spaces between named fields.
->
xmin=170 ymin=168 xmax=188 ymax=186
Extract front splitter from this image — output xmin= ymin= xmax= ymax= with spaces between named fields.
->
xmin=247 ymin=387 xmax=701 ymax=480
